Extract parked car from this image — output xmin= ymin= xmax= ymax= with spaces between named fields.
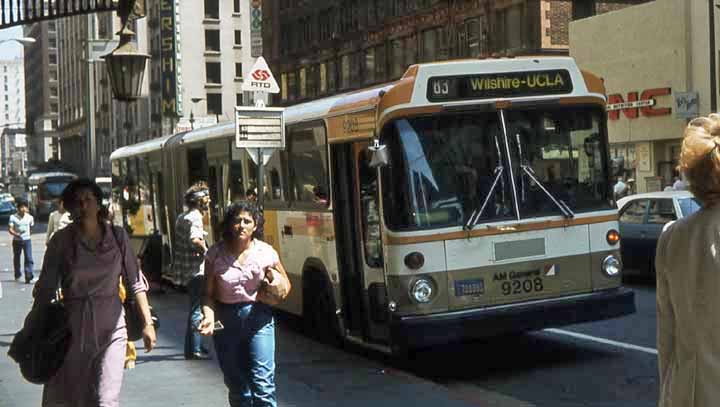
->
xmin=0 ymin=192 xmax=14 ymax=203
xmin=617 ymin=191 xmax=702 ymax=274
xmin=0 ymin=200 xmax=16 ymax=224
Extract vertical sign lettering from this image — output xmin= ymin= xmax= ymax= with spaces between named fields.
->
xmin=250 ymin=0 xmax=263 ymax=57
xmin=160 ymin=0 xmax=179 ymax=115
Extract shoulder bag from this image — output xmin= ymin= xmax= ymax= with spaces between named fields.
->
xmin=111 ymin=226 xmax=147 ymax=341
xmin=257 ymin=264 xmax=291 ymax=306
xmin=7 ymin=259 xmax=71 ymax=384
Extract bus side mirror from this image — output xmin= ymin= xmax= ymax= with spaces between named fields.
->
xmin=369 ymin=140 xmax=389 ymax=168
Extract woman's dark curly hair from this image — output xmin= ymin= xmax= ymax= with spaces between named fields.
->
xmin=61 ymin=178 xmax=110 ymax=221
xmin=221 ymin=200 xmax=264 ymax=241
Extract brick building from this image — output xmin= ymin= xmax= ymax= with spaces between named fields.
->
xmin=263 ymin=0 xmax=651 ymax=105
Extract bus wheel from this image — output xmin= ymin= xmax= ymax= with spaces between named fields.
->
xmin=303 ymin=270 xmax=342 ymax=347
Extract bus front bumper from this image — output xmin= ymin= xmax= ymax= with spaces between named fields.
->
xmin=391 ymin=288 xmax=636 ymax=350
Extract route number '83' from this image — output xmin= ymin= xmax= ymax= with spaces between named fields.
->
xmin=432 ymin=79 xmax=450 ymax=96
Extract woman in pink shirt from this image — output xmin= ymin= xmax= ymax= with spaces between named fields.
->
xmin=199 ymin=201 xmax=286 ymax=407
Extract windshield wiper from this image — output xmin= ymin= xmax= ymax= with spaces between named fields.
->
xmin=518 ymin=165 xmax=575 ymax=219
xmin=464 ymin=165 xmax=504 ymax=230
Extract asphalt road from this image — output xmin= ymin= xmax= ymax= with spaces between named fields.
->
xmin=0 ymin=221 xmax=660 ymax=407
xmin=394 ymin=276 xmax=659 ymax=407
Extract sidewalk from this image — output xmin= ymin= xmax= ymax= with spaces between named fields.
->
xmin=0 ymin=268 xmax=480 ymax=407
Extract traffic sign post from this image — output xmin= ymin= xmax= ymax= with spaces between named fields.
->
xmin=237 ymin=56 xmax=282 ymax=210
xmin=235 ymin=107 xmax=284 ymax=210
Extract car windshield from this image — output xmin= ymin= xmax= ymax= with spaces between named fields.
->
xmin=678 ymin=197 xmax=702 ymax=217
xmin=380 ymin=107 xmax=612 ymax=231
xmin=39 ymin=180 xmax=72 ymax=199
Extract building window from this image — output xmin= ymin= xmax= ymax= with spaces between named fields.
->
xmin=234 ymin=30 xmax=242 ymax=46
xmin=390 ymin=39 xmax=404 ymax=78
xmin=287 ymin=71 xmax=297 ymax=100
xmin=50 ymin=101 xmax=58 ymax=113
xmin=235 ymin=63 xmax=243 ymax=78
xmin=466 ymin=19 xmax=482 ymax=57
xmin=207 ymin=93 xmax=222 ymax=115
xmin=299 ymin=67 xmax=307 ymax=99
xmin=340 ymin=54 xmax=350 ymax=89
xmin=319 ymin=63 xmax=327 ymax=94
xmin=236 ymin=93 xmax=243 ymax=106
xmin=573 ymin=1 xmax=596 ymax=20
xmin=206 ymin=62 xmax=221 ymax=84
xmin=234 ymin=0 xmax=241 ymax=13
xmin=205 ymin=30 xmax=220 ymax=52
xmin=365 ymin=48 xmax=375 ymax=84
xmin=281 ymin=73 xmax=288 ymax=101
xmin=204 ymin=0 xmax=219 ymax=19
xmin=421 ymin=28 xmax=438 ymax=62
xmin=48 ymin=37 xmax=57 ymax=48
xmin=497 ymin=4 xmax=523 ymax=50
xmin=327 ymin=60 xmax=337 ymax=92
xmin=50 ymin=86 xmax=58 ymax=97
xmin=3 ymin=95 xmax=7 ymax=101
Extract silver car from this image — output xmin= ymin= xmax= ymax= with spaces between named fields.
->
xmin=617 ymin=191 xmax=701 ymax=274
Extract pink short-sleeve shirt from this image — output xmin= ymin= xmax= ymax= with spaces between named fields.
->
xmin=206 ymin=239 xmax=280 ymax=304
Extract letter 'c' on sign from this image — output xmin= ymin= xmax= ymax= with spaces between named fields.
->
xmin=640 ymin=88 xmax=672 ymax=117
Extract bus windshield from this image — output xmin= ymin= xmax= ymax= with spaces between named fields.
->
xmin=39 ymin=179 xmax=73 ymax=199
xmin=380 ymin=107 xmax=612 ymax=231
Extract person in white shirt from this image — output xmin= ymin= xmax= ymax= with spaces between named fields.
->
xmin=46 ymin=198 xmax=72 ymax=243
xmin=613 ymin=177 xmax=628 ymax=200
xmin=174 ymin=182 xmax=211 ymax=360
xmin=8 ymin=199 xmax=35 ymax=283
xmin=672 ymin=176 xmax=687 ymax=191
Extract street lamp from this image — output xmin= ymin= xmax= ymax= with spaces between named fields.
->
xmin=0 ymin=37 xmax=36 ymax=46
xmin=102 ymin=0 xmax=149 ymax=101
xmin=189 ymin=97 xmax=205 ymax=130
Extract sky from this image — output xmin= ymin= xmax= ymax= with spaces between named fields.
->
xmin=0 ymin=26 xmax=26 ymax=60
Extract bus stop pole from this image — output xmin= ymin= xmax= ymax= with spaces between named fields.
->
xmin=257 ymin=147 xmax=264 ymax=212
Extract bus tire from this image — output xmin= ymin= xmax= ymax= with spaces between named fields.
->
xmin=302 ymin=269 xmax=342 ymax=347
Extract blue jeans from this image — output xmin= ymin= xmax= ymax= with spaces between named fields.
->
xmin=12 ymin=239 xmax=33 ymax=282
xmin=214 ymin=302 xmax=276 ymax=407
xmin=185 ymin=275 xmax=206 ymax=356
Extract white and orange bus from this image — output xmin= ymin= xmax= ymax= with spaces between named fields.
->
xmin=111 ymin=57 xmax=635 ymax=354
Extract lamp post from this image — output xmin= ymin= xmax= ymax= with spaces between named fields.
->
xmin=189 ymin=97 xmax=205 ymax=130
xmin=102 ymin=0 xmax=149 ymax=101
xmin=0 ymin=37 xmax=36 ymax=47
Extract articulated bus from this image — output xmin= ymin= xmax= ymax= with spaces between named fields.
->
xmin=28 ymin=172 xmax=77 ymax=219
xmin=110 ymin=57 xmax=635 ymax=353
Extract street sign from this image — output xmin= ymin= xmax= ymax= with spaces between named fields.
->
xmin=241 ymin=57 xmax=280 ymax=94
xmin=235 ymin=106 xmax=285 ymax=149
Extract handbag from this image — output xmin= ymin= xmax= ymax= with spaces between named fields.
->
xmin=111 ymin=226 xmax=147 ymax=342
xmin=7 ymin=264 xmax=71 ymax=384
xmin=257 ymin=265 xmax=291 ymax=306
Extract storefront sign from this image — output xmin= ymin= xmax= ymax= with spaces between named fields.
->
xmin=427 ymin=69 xmax=573 ymax=102
xmin=607 ymin=88 xmax=671 ymax=120
xmin=250 ymin=0 xmax=263 ymax=57
xmin=160 ymin=0 xmax=179 ymax=116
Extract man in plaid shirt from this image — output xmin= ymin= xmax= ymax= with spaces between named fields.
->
xmin=174 ymin=182 xmax=211 ymax=360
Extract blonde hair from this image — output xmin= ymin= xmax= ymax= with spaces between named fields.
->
xmin=679 ymin=113 xmax=720 ymax=207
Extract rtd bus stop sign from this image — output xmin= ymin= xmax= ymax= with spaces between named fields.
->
xmin=235 ymin=106 xmax=285 ymax=165
xmin=238 ymin=56 xmax=283 ymax=208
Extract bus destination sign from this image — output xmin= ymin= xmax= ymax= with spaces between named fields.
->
xmin=427 ymin=69 xmax=573 ymax=102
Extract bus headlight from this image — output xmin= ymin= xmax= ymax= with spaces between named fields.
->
xmin=602 ymin=255 xmax=622 ymax=276
xmin=410 ymin=277 xmax=435 ymax=304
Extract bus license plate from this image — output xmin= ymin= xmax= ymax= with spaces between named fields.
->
xmin=455 ymin=279 xmax=485 ymax=296
xmin=500 ymin=276 xmax=544 ymax=296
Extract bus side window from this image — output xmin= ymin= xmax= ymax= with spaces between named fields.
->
xmin=359 ymin=150 xmax=383 ymax=267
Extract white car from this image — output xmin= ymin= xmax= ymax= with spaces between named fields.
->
xmin=0 ymin=193 xmax=15 ymax=203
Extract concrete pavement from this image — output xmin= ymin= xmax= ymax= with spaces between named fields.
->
xmin=0 ymin=225 xmax=481 ymax=407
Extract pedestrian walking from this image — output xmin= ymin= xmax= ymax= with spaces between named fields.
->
xmin=32 ymin=178 xmax=156 ymax=407
xmin=656 ymin=113 xmax=720 ymax=407
xmin=9 ymin=199 xmax=35 ymax=283
xmin=174 ymin=182 xmax=211 ymax=360
xmin=46 ymin=198 xmax=71 ymax=242
xmin=199 ymin=201 xmax=288 ymax=407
